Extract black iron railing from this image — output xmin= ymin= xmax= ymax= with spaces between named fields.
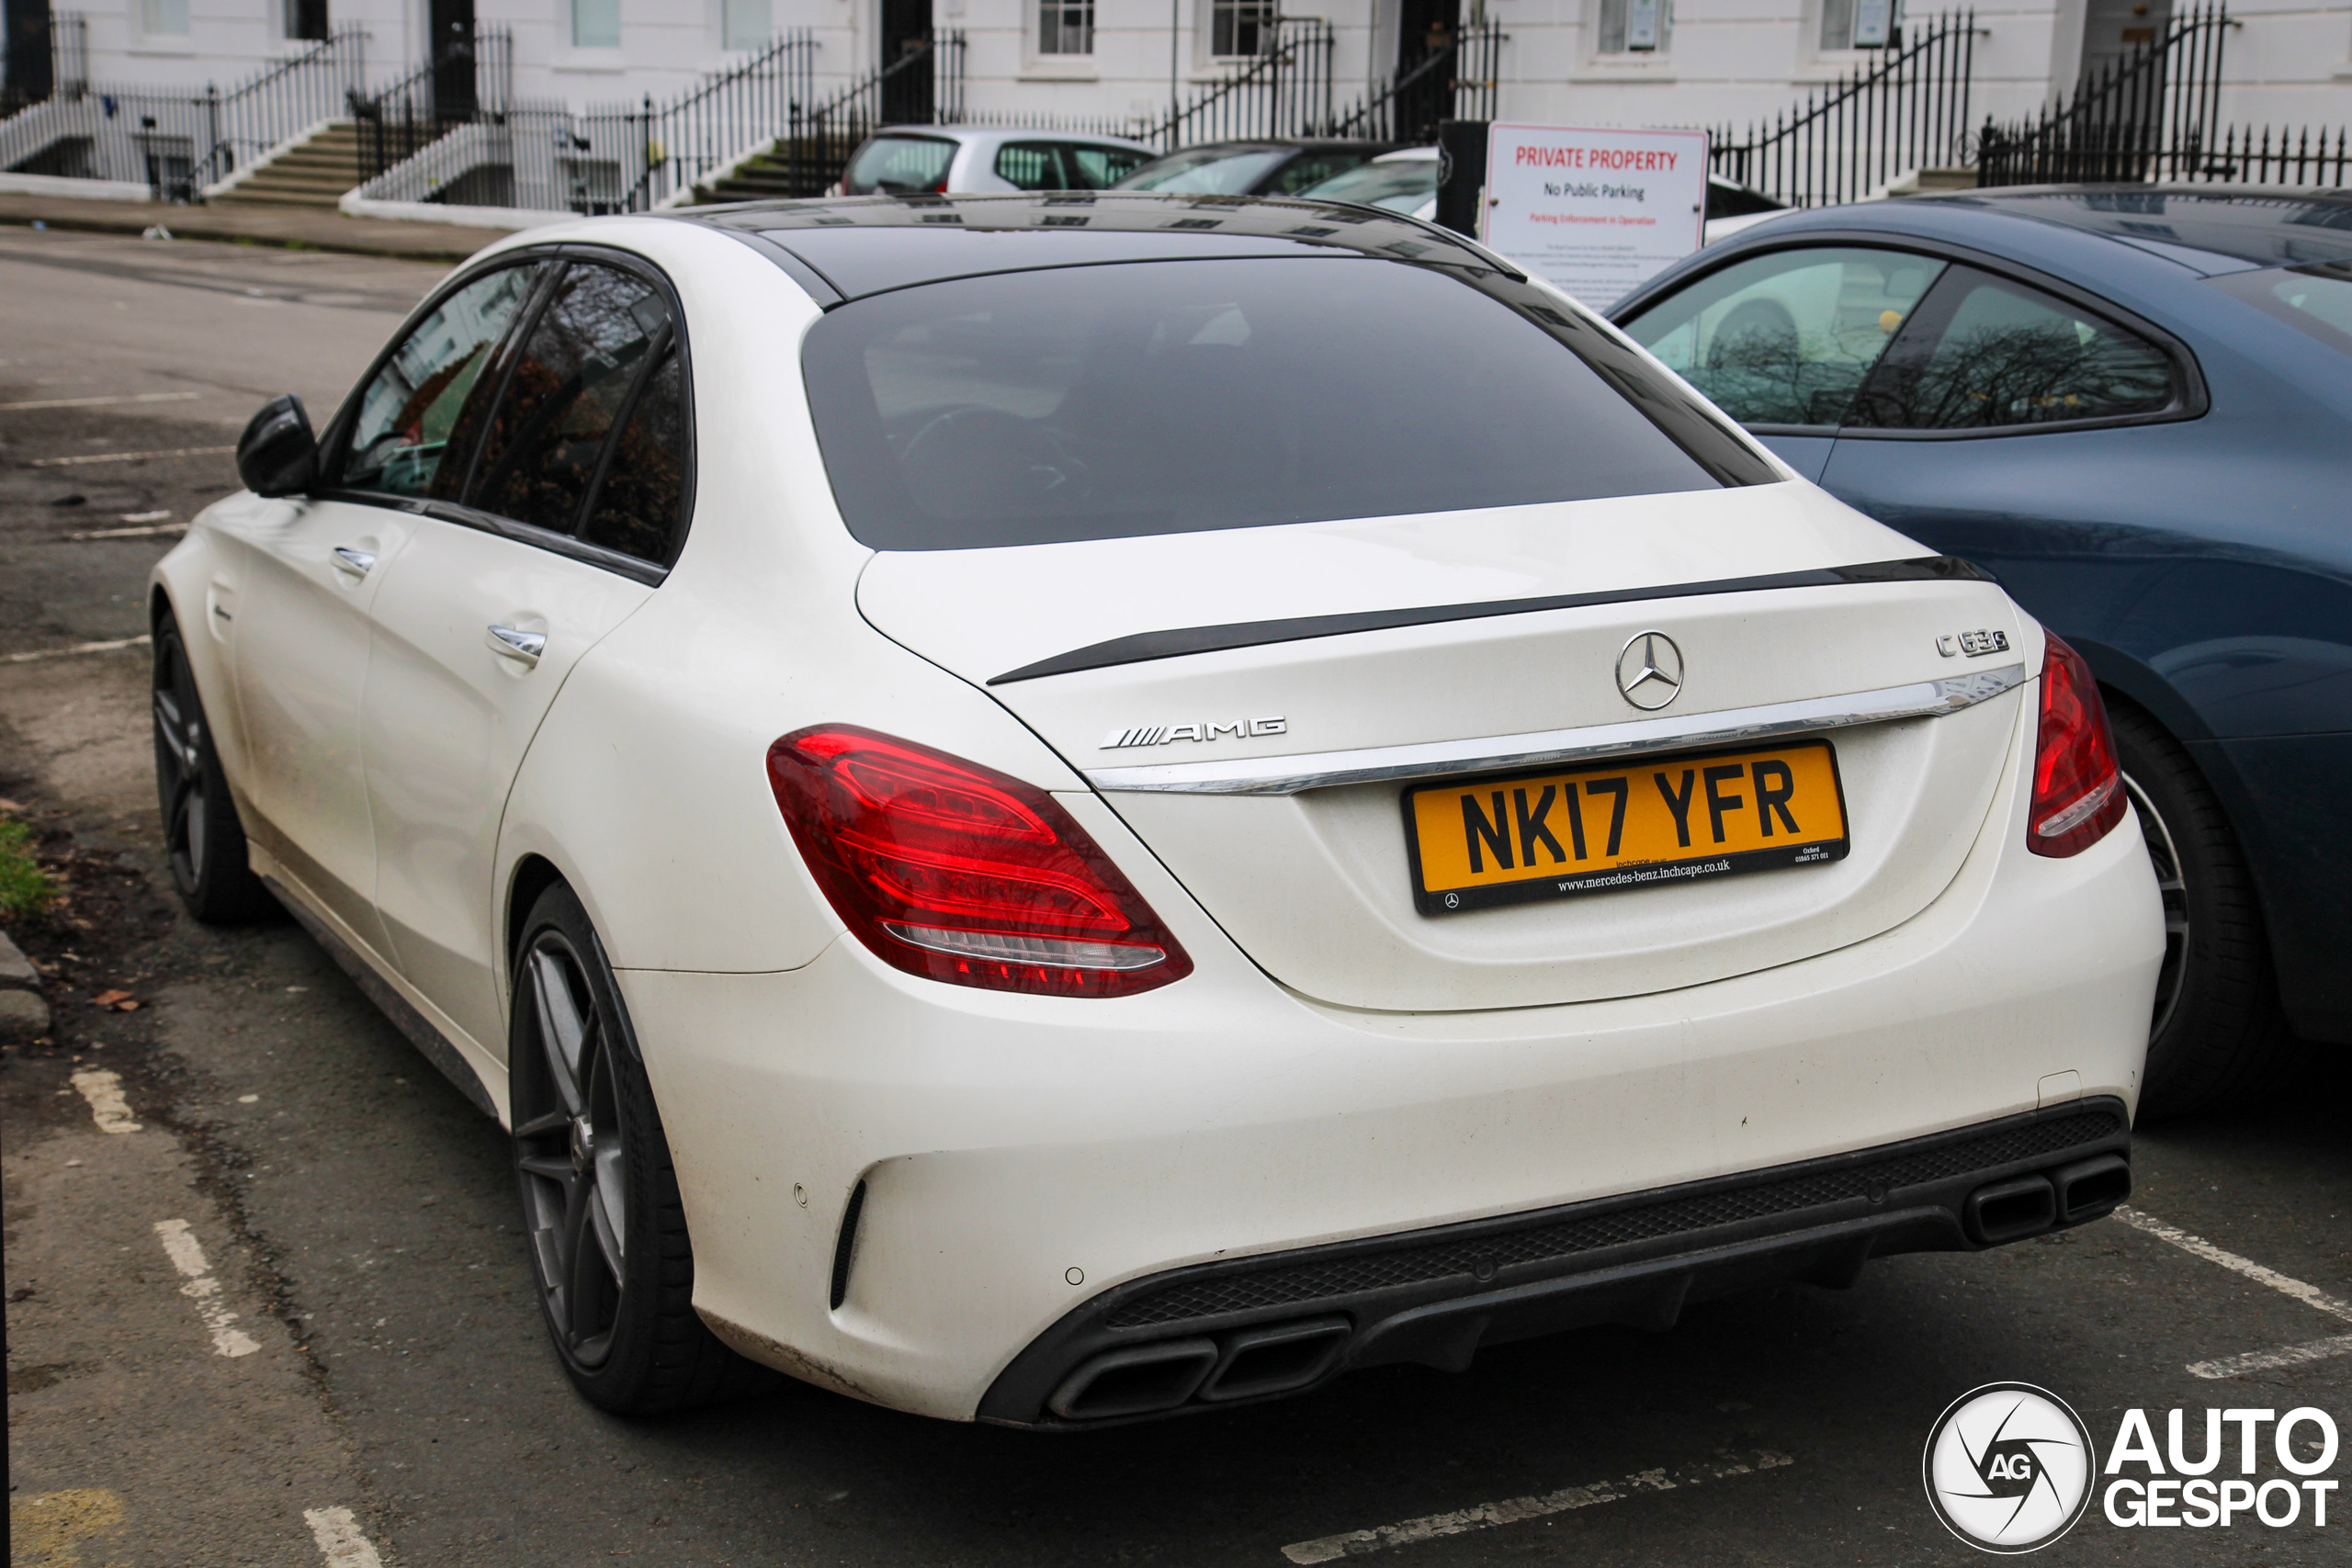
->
xmin=0 ymin=23 xmax=370 ymax=197
xmin=1137 ymin=19 xmax=1333 ymax=153
xmin=1710 ymin=10 xmax=1981 ymax=206
xmin=352 ymin=28 xmax=513 ymax=194
xmin=775 ymin=30 xmax=966 ymax=199
xmin=1976 ymin=5 xmax=2347 ymax=188
xmin=1324 ymin=20 xmax=1504 ymax=144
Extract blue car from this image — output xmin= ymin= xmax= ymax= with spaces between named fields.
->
xmin=1611 ymin=185 xmax=2352 ymax=1116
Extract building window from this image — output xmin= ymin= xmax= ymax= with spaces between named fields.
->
xmin=140 ymin=0 xmax=190 ymax=37
xmin=1595 ymin=0 xmax=1668 ymax=53
xmin=1210 ymin=0 xmax=1277 ymax=57
xmin=723 ymin=0 xmax=772 ymax=50
xmin=1820 ymin=0 xmax=1896 ymax=50
xmin=571 ymin=0 xmax=621 ymax=50
xmin=1039 ymin=0 xmax=1094 ymax=55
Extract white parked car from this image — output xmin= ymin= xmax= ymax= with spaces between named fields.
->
xmin=833 ymin=125 xmax=1157 ymax=195
xmin=156 ymin=193 xmax=2158 ymax=1427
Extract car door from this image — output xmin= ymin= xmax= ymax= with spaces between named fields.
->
xmin=231 ymin=260 xmax=547 ymax=953
xmin=360 ymin=254 xmax=688 ymax=1059
xmin=1817 ymin=264 xmax=2198 ymax=626
xmin=1617 ymin=243 xmax=1949 ymax=481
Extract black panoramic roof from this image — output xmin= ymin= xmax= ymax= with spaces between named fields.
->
xmin=1912 ymin=184 xmax=2352 ymax=268
xmin=679 ymin=191 xmax=1501 ymax=302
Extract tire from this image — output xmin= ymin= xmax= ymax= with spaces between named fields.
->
xmin=509 ymin=880 xmax=769 ymax=1414
xmin=152 ymin=611 xmax=277 ymax=924
xmin=2110 ymin=699 xmax=2288 ymax=1118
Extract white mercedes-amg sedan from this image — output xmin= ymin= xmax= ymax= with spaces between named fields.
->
xmin=152 ymin=193 xmax=2160 ymax=1427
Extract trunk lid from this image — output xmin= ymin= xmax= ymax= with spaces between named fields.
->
xmin=857 ymin=485 xmax=2032 ymax=1010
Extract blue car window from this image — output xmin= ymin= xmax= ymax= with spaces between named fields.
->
xmin=2206 ymin=260 xmax=2352 ymax=358
xmin=1853 ymin=267 xmax=2177 ymax=430
xmin=1619 ymin=245 xmax=1945 ymax=428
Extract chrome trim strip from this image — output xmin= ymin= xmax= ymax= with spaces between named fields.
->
xmin=1083 ymin=663 xmax=2030 ymax=795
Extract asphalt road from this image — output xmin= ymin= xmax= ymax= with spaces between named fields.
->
xmin=4 ymin=228 xmax=2347 ymax=1568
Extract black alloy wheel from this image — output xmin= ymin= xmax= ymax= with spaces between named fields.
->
xmin=508 ymin=881 xmax=767 ymax=1414
xmin=152 ymin=612 xmax=276 ymax=923
xmin=2108 ymin=699 xmax=2290 ymax=1118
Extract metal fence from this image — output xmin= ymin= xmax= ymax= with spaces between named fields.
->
xmin=775 ymin=29 xmax=967 ymax=199
xmin=353 ymin=28 xmax=514 ymax=196
xmin=0 ymin=24 xmax=369 ymax=197
xmin=1136 ymin=20 xmax=1333 ymax=152
xmin=1325 ymin=20 xmax=1504 ymax=144
xmin=1976 ymin=5 xmax=2348 ymax=188
xmin=1709 ymin=10 xmax=1981 ymax=207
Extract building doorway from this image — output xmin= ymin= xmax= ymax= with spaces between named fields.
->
xmin=2077 ymin=0 xmax=2172 ymax=87
xmin=1392 ymin=0 xmax=1459 ymax=143
xmin=428 ymin=0 xmax=477 ymax=118
xmin=880 ymin=0 xmax=934 ymax=125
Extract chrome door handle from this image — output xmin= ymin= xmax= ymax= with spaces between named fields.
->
xmin=331 ymin=547 xmax=376 ymax=578
xmin=486 ymin=624 xmax=546 ymax=666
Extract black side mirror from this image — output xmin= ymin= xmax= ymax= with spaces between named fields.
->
xmin=237 ymin=394 xmax=318 ymax=497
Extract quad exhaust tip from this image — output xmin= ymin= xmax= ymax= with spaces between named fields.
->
xmin=1964 ymin=1153 xmax=2131 ymax=1245
xmin=1048 ymin=1315 xmax=1352 ymax=1421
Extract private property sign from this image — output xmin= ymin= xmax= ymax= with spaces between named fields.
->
xmin=1483 ymin=124 xmax=1709 ymax=306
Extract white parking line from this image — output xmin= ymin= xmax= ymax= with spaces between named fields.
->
xmin=303 ymin=1506 xmax=386 ymax=1567
xmin=152 ymin=1219 xmax=261 ymax=1359
xmin=1 ymin=390 xmax=202 ymax=411
xmin=68 ymin=1068 xmax=141 ymax=1134
xmin=28 ymin=444 xmax=236 ymax=467
xmin=67 ymin=522 xmax=186 ymax=540
xmin=2111 ymin=1206 xmax=2352 ymax=1379
xmin=3 ymin=635 xmax=152 ymax=664
xmin=1279 ymin=1450 xmax=1793 ymax=1563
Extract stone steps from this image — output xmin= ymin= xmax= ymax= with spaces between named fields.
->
xmin=212 ymin=122 xmax=365 ymax=209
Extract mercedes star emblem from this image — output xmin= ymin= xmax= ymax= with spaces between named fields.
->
xmin=1615 ymin=630 xmax=1685 ymax=710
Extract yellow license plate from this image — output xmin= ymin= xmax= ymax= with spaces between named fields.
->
xmin=1405 ymin=740 xmax=1849 ymax=914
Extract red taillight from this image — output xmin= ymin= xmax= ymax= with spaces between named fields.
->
xmin=767 ymin=727 xmax=1193 ymax=997
xmin=2027 ymin=633 xmax=2125 ymax=858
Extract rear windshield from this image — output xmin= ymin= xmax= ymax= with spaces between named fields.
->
xmin=2207 ymin=260 xmax=2352 ymax=358
xmin=1301 ymin=158 xmax=1440 ymax=212
xmin=801 ymin=255 xmax=1738 ymax=549
xmin=842 ymin=136 xmax=956 ymax=196
xmin=1114 ymin=148 xmax=1287 ymax=194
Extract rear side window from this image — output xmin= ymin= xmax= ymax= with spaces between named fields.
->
xmin=802 ymin=255 xmax=1736 ymax=550
xmin=992 ymin=142 xmax=1064 ymax=191
xmin=581 ymin=350 xmax=689 ymax=564
xmin=1065 ymin=143 xmax=1149 ymax=188
xmin=2207 ymin=259 xmax=2352 ymax=358
xmin=1621 ymin=246 xmax=1945 ymax=428
xmin=469 ymin=261 xmax=673 ymax=534
xmin=1852 ymin=267 xmax=2177 ymax=429
xmin=842 ymin=135 xmax=956 ymax=195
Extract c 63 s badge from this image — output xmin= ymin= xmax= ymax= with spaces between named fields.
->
xmin=1102 ymin=716 xmax=1286 ymax=750
xmin=1939 ymin=628 xmax=2012 ymax=659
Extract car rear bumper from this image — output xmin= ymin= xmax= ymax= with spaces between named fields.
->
xmin=617 ymin=773 xmax=2158 ymax=1423
xmin=978 ymin=1098 xmax=2132 ymax=1426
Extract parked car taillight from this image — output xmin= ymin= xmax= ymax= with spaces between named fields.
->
xmin=767 ymin=727 xmax=1193 ymax=997
xmin=2027 ymin=633 xmax=2125 ymax=858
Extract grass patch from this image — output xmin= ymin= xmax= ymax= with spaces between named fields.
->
xmin=0 ymin=816 xmax=58 ymax=917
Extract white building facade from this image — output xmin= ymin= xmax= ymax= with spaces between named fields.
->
xmin=13 ymin=0 xmax=2352 ymax=152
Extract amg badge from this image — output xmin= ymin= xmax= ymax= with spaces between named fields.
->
xmin=1102 ymin=716 xmax=1286 ymax=750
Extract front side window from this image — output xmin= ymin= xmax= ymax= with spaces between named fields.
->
xmin=1622 ymin=246 xmax=1945 ymax=428
xmin=341 ymin=263 xmax=543 ymax=498
xmin=469 ymin=262 xmax=673 ymax=536
xmin=803 ymin=256 xmax=1733 ymax=550
xmin=1853 ymin=267 xmax=2178 ymax=430
xmin=1210 ymin=0 xmax=1277 ymax=56
xmin=1039 ymin=0 xmax=1093 ymax=54
xmin=842 ymin=136 xmax=957 ymax=195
